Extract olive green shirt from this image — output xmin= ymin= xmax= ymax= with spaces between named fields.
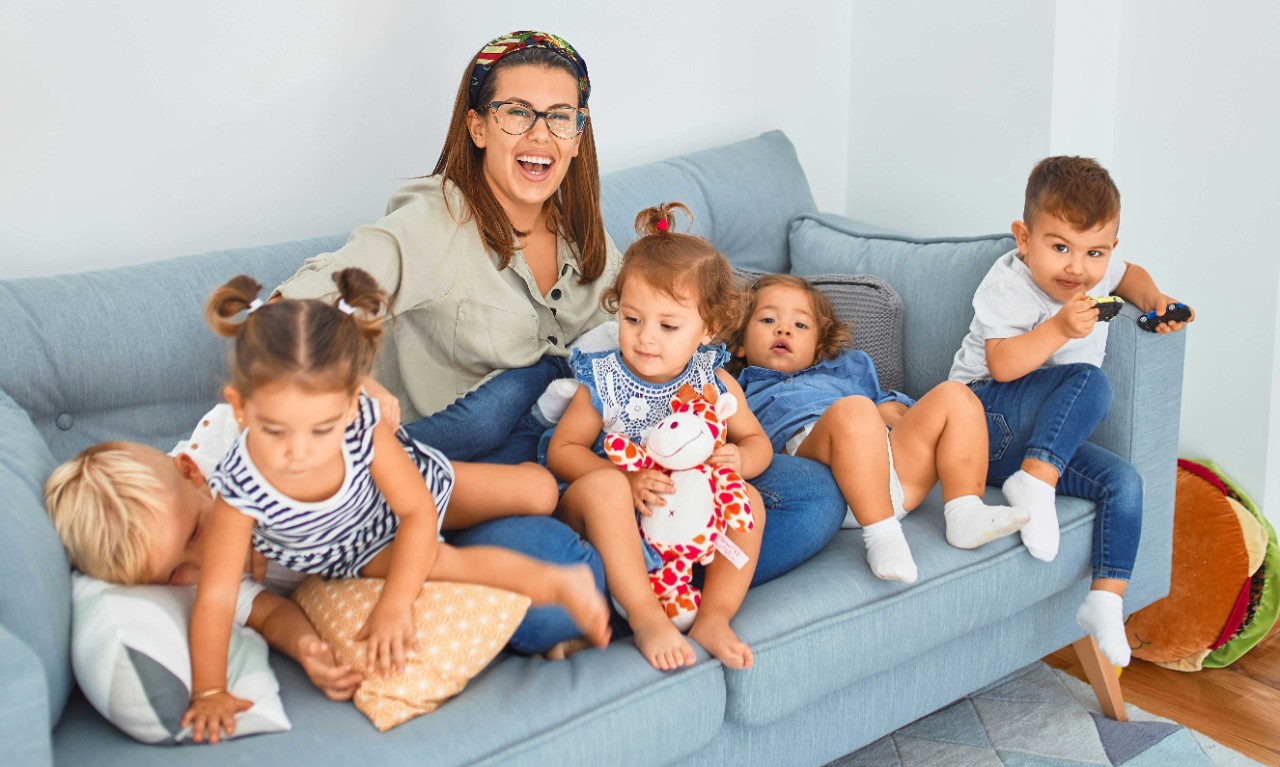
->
xmin=276 ymin=177 xmax=622 ymax=422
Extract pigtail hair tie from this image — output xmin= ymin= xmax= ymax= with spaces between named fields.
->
xmin=655 ymin=219 xmax=670 ymax=232
xmin=246 ymin=298 xmax=264 ymax=314
xmin=337 ymin=299 xmax=357 ymax=316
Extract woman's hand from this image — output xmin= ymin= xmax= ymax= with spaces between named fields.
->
xmin=182 ymin=690 xmax=252 ymax=744
xmin=355 ymin=599 xmax=418 ymax=679
xmin=708 ymin=443 xmax=743 ymax=474
xmin=626 ymin=468 xmax=674 ymax=516
xmin=360 ymin=375 xmax=401 ymax=431
xmin=297 ymin=635 xmax=363 ymax=701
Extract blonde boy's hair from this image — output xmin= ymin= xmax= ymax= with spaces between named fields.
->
xmin=43 ymin=441 xmax=167 ymax=585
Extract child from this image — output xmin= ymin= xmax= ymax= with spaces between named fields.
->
xmin=187 ymin=268 xmax=610 ymax=743
xmin=728 ymin=274 xmax=1029 ymax=585
xmin=44 ymin=434 xmax=365 ymax=707
xmin=949 ymin=155 xmax=1193 ymax=666
xmin=545 ymin=203 xmax=773 ymax=672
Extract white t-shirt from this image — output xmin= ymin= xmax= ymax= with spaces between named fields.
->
xmin=169 ymin=404 xmax=306 ymax=595
xmin=949 ymin=248 xmax=1128 ymax=383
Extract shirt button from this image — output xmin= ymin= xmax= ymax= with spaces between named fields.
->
xmin=561 ymin=265 xmax=570 ymax=276
xmin=548 ymin=335 xmax=559 ymax=345
xmin=550 ymin=307 xmax=558 ymax=316
xmin=551 ymin=288 xmax=563 ymax=300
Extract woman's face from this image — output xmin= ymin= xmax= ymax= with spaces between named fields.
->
xmin=467 ymin=65 xmax=583 ymax=220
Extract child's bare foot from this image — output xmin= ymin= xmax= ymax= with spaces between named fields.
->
xmin=632 ymin=612 xmax=696 ymax=670
xmin=689 ymin=615 xmax=753 ymax=669
xmin=554 ymin=565 xmax=612 ymax=649
xmin=543 ymin=637 xmax=594 ymax=661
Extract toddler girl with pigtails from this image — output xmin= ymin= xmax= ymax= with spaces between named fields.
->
xmin=545 ymin=202 xmax=772 ymax=672
xmin=184 ymin=268 xmax=609 ymax=744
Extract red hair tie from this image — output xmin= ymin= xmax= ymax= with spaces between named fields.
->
xmin=656 ymin=219 xmax=669 ymax=232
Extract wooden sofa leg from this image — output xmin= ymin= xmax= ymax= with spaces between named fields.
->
xmin=1072 ymin=635 xmax=1128 ymax=721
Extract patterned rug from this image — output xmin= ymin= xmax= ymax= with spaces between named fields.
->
xmin=828 ymin=663 xmax=1263 ymax=767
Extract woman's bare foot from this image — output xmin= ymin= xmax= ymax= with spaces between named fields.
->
xmin=553 ymin=565 xmax=612 ymax=649
xmin=543 ymin=637 xmax=594 ymax=661
xmin=631 ymin=611 xmax=696 ymax=670
xmin=689 ymin=615 xmax=753 ymax=669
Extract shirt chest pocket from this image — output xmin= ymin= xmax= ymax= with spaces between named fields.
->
xmin=452 ymin=299 xmax=541 ymax=395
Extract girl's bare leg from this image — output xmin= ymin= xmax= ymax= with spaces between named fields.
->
xmin=890 ymin=382 xmax=1027 ymax=549
xmin=557 ymin=469 xmax=695 ymax=671
xmin=689 ymin=485 xmax=764 ymax=669
xmin=442 ymin=462 xmax=558 ymax=530
xmin=427 ymin=543 xmax=610 ymax=648
xmin=797 ymin=397 xmax=916 ymax=583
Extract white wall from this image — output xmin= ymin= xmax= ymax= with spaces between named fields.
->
xmin=845 ymin=0 xmax=1280 ymax=525
xmin=0 ymin=1 xmax=851 ymax=279
xmin=846 ymin=0 xmax=1056 ymax=236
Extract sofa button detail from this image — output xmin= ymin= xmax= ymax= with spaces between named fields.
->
xmin=56 ymin=413 xmax=74 ymax=430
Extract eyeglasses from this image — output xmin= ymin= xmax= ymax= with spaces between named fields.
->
xmin=488 ymin=101 xmax=590 ymax=140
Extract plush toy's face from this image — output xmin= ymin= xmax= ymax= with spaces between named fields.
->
xmin=646 ymin=409 xmax=716 ymax=471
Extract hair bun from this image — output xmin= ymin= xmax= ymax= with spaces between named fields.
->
xmin=634 ymin=201 xmax=692 ymax=238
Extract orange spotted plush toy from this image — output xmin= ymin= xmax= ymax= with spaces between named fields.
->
xmin=604 ymin=383 xmax=754 ymax=631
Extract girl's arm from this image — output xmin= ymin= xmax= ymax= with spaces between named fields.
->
xmin=712 ymin=371 xmax=773 ymax=481
xmin=1113 ymin=261 xmax=1195 ymax=332
xmin=545 ymin=386 xmax=613 ymax=482
xmin=984 ymin=294 xmax=1095 ymax=381
xmin=245 ymin=592 xmax=363 ymax=701
xmin=183 ymin=499 xmax=257 ymax=744
xmin=360 ymin=418 xmax=442 ymax=678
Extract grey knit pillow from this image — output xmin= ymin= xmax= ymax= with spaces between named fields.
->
xmin=732 ymin=269 xmax=905 ymax=392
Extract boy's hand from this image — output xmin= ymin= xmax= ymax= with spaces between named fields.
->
xmin=1148 ymin=295 xmax=1195 ymax=334
xmin=355 ymin=600 xmax=418 ymax=679
xmin=626 ymin=468 xmax=674 ymax=516
xmin=708 ymin=443 xmax=743 ymax=474
xmin=360 ymin=375 xmax=401 ymax=431
xmin=297 ymin=635 xmax=363 ymax=701
xmin=1052 ymin=293 xmax=1099 ymax=339
xmin=182 ymin=690 xmax=252 ymax=744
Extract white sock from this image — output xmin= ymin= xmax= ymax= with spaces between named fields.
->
xmin=534 ymin=378 xmax=580 ymax=425
xmin=861 ymin=517 xmax=917 ymax=585
xmin=1002 ymin=471 xmax=1059 ymax=562
xmin=943 ymin=495 xmax=1029 ymax=549
xmin=1076 ymin=590 xmax=1131 ymax=667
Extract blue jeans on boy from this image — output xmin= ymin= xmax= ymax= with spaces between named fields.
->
xmin=971 ymin=363 xmax=1142 ymax=581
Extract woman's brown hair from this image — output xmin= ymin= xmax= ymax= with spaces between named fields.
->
xmin=433 ymin=46 xmax=607 ymax=283
xmin=205 ymin=268 xmax=388 ymax=398
xmin=725 ymin=274 xmax=852 ymax=375
xmin=601 ymin=202 xmax=740 ymax=336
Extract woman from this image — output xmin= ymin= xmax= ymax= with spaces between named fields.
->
xmin=275 ymin=31 xmax=845 ymax=654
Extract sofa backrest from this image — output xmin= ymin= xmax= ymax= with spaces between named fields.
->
xmin=600 ymin=130 xmax=816 ymax=273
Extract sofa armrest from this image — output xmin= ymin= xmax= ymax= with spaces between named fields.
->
xmin=1095 ymin=304 xmax=1187 ymax=609
xmin=0 ymin=622 xmax=52 ymax=767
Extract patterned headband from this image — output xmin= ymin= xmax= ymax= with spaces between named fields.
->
xmin=469 ymin=30 xmax=591 ymax=108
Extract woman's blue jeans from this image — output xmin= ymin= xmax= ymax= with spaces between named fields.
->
xmin=409 ymin=358 xmax=848 ymax=650
xmin=972 ymin=363 xmax=1142 ymax=581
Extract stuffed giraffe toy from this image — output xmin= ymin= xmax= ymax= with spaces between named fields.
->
xmin=604 ymin=383 xmax=754 ymax=631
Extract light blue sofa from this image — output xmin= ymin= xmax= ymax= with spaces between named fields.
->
xmin=0 ymin=131 xmax=1185 ymax=766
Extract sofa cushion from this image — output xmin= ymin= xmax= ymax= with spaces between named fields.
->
xmin=789 ymin=213 xmax=1013 ymax=396
xmin=71 ymin=574 xmax=289 ymax=744
xmin=0 ymin=235 xmax=346 ymax=463
xmin=603 ymin=131 xmax=817 ymax=273
xmin=722 ymin=488 xmax=1097 ymax=728
xmin=0 ymin=388 xmax=71 ymax=724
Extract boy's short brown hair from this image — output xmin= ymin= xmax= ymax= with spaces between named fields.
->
xmin=44 ymin=441 xmax=167 ymax=585
xmin=1024 ymin=156 xmax=1121 ymax=232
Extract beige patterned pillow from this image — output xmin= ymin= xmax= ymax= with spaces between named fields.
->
xmin=292 ymin=577 xmax=530 ymax=731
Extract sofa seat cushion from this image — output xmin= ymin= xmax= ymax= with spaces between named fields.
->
xmin=0 ymin=389 xmax=71 ymax=723
xmin=603 ymin=131 xmax=817 ymax=274
xmin=789 ymin=213 xmax=1013 ymax=396
xmin=55 ymin=639 xmax=727 ymax=767
xmin=721 ymin=488 xmax=1097 ymax=727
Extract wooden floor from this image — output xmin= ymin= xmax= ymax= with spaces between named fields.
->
xmin=1043 ymin=622 xmax=1280 ymax=765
